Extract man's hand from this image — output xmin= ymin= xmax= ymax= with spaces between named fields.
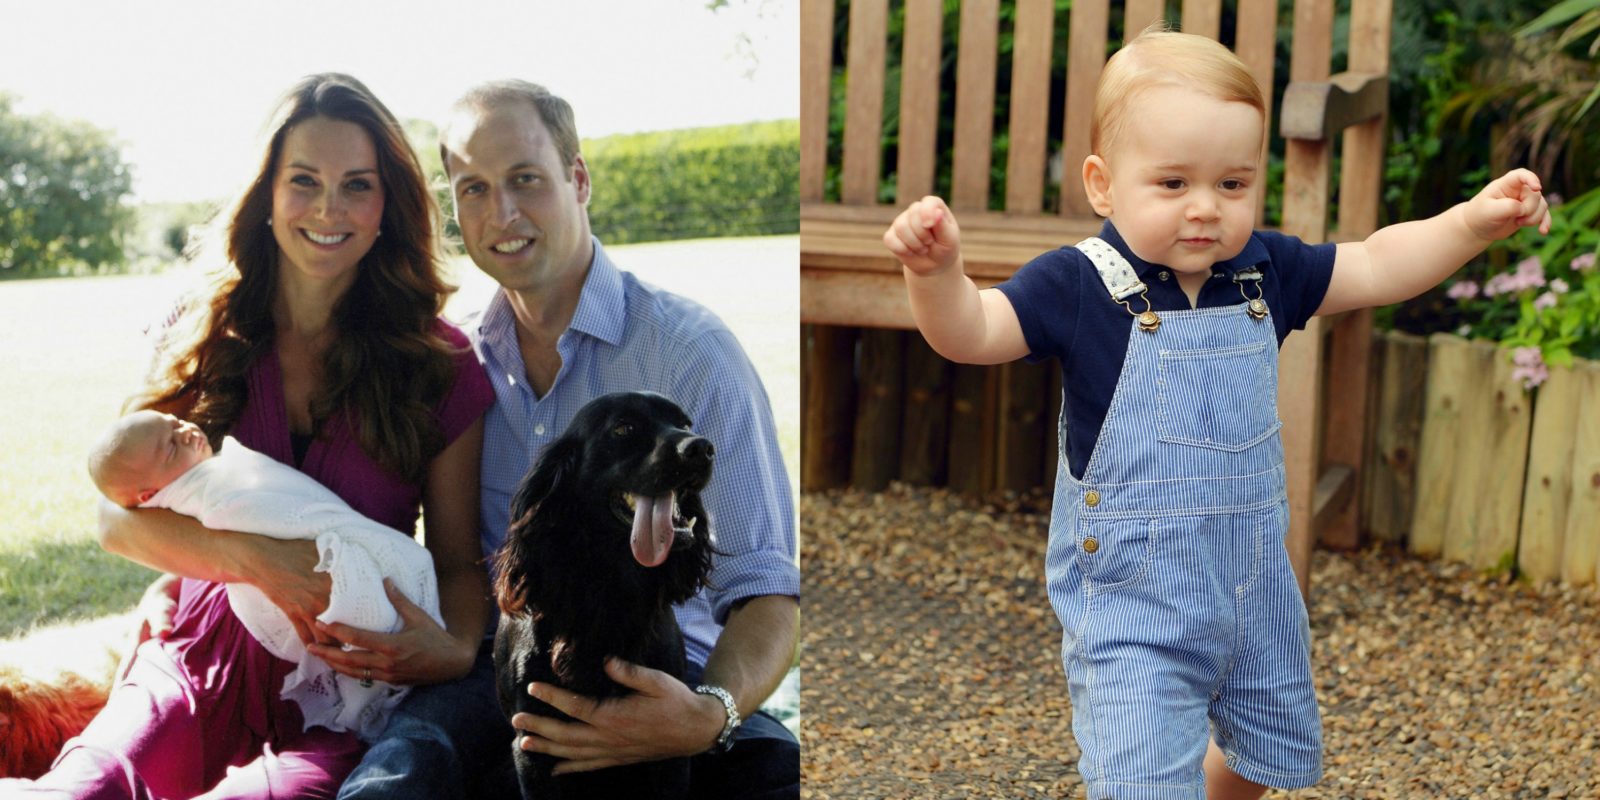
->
xmin=307 ymin=578 xmax=473 ymax=686
xmin=1464 ymin=168 xmax=1551 ymax=241
xmin=884 ymin=195 xmax=963 ymax=276
xmin=511 ymin=658 xmax=725 ymax=775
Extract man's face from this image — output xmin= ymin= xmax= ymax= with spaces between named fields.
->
xmin=444 ymin=103 xmax=592 ymax=292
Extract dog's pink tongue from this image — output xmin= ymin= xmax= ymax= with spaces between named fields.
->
xmin=630 ymin=493 xmax=675 ymax=567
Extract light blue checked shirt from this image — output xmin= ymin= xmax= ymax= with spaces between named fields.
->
xmin=469 ymin=238 xmax=799 ymax=670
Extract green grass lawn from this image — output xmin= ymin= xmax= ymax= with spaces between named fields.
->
xmin=0 ymin=236 xmax=799 ymax=638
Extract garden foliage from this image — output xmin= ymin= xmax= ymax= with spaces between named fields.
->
xmin=1409 ymin=0 xmax=1600 ymax=386
xmin=1443 ymin=186 xmax=1600 ymax=387
xmin=0 ymin=94 xmax=135 ymax=277
xmin=584 ymin=120 xmax=799 ymax=245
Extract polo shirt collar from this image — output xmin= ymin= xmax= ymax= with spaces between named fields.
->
xmin=1097 ymin=220 xmax=1270 ymax=280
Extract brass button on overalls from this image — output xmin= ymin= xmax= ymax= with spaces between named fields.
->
xmin=1085 ymin=490 xmax=1101 ymax=507
xmin=1083 ymin=537 xmax=1100 ymax=554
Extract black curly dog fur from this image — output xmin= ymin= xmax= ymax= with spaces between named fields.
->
xmin=492 ymin=391 xmax=716 ymax=800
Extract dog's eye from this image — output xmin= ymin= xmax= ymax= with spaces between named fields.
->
xmin=611 ymin=423 xmax=633 ymax=437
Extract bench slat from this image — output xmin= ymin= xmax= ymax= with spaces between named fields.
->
xmin=1060 ymin=0 xmax=1108 ymax=217
xmin=1339 ymin=0 xmax=1393 ymax=239
xmin=951 ymin=0 xmax=1000 ymax=210
xmin=1124 ymin=0 xmax=1166 ymax=38
xmin=800 ymin=0 xmax=834 ymax=203
xmin=1005 ymin=0 xmax=1056 ymax=213
xmin=1181 ymin=0 xmax=1222 ymax=40
xmin=842 ymin=0 xmax=889 ymax=204
xmin=1235 ymin=0 xmax=1279 ymax=223
xmin=897 ymin=0 xmax=945 ymax=202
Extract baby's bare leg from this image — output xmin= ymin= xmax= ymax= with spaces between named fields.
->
xmin=1205 ymin=740 xmax=1268 ymax=800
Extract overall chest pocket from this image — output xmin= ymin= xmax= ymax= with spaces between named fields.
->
xmin=1156 ymin=340 xmax=1280 ymax=452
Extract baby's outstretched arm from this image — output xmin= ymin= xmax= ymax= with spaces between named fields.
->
xmin=1319 ymin=168 xmax=1552 ymax=316
xmin=885 ymin=196 xmax=1029 ymax=364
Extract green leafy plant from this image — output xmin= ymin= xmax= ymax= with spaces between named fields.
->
xmin=585 ymin=120 xmax=798 ymax=245
xmin=1440 ymin=185 xmax=1600 ymax=387
xmin=0 ymin=94 xmax=135 ymax=277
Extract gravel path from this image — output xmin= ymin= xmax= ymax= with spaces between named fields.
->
xmin=801 ymin=485 xmax=1600 ymax=799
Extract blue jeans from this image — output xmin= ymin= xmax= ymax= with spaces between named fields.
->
xmin=338 ymin=642 xmax=799 ymax=799
xmin=337 ymin=641 xmax=509 ymax=800
xmin=685 ymin=710 xmax=799 ymax=799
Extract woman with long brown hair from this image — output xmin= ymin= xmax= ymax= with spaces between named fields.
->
xmin=4 ymin=73 xmax=492 ymax=799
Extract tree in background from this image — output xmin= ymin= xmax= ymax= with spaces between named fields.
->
xmin=0 ymin=94 xmax=134 ymax=277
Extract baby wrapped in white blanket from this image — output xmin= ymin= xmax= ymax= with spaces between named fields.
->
xmin=88 ymin=410 xmax=442 ymax=742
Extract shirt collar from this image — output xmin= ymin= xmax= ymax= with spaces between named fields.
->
xmin=1097 ymin=220 xmax=1270 ymax=280
xmin=477 ymin=235 xmax=626 ymax=348
xmin=568 ymin=237 xmax=626 ymax=347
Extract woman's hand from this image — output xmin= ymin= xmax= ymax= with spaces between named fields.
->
xmin=306 ymin=578 xmax=475 ymax=686
xmin=244 ymin=537 xmax=336 ymax=647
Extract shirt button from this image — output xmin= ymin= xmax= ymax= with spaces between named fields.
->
xmin=1083 ymin=537 xmax=1100 ymax=554
xmin=1084 ymin=490 xmax=1100 ymax=507
xmin=535 ymin=424 xmax=546 ymax=435
xmin=1158 ymin=270 xmax=1170 ymax=281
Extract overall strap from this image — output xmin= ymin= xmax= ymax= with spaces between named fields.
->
xmin=1075 ymin=237 xmax=1161 ymax=333
xmin=1075 ymin=237 xmax=1145 ymax=301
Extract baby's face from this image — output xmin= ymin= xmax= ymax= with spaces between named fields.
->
xmin=123 ymin=413 xmax=214 ymax=501
xmin=1097 ymin=84 xmax=1264 ymax=290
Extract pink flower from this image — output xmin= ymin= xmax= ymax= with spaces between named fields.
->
xmin=1447 ymin=281 xmax=1480 ymax=300
xmin=1573 ymin=252 xmax=1597 ymax=272
xmin=1515 ymin=256 xmax=1546 ymax=287
xmin=1547 ymin=193 xmax=1564 ymax=207
xmin=1484 ymin=257 xmax=1548 ymax=296
xmin=1534 ymin=291 xmax=1558 ymax=312
xmin=1511 ymin=346 xmax=1549 ymax=389
xmin=1551 ymin=278 xmax=1569 ymax=294
xmin=1483 ymin=273 xmax=1512 ymax=297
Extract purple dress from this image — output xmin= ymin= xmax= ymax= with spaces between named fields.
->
xmin=11 ymin=320 xmax=492 ymax=800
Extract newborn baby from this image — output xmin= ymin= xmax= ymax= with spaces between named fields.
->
xmin=87 ymin=410 xmax=443 ymax=741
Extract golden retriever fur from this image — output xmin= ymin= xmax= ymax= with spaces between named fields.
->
xmin=0 ymin=613 xmax=130 ymax=778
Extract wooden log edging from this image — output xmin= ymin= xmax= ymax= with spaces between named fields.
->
xmin=1561 ymin=363 xmax=1600 ymax=585
xmin=1364 ymin=331 xmax=1427 ymax=544
xmin=1394 ymin=332 xmax=1597 ymax=585
xmin=804 ymin=327 xmax=1599 ymax=586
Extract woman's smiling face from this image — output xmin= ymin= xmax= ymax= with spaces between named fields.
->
xmin=269 ymin=116 xmax=385 ymax=291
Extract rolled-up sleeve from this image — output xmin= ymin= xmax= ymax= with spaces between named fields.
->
xmin=672 ymin=328 xmax=799 ymax=625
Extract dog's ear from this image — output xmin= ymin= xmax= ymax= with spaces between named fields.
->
xmin=493 ymin=437 xmax=581 ymax=615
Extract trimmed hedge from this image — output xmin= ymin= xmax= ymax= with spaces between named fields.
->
xmin=585 ymin=120 xmax=798 ymax=245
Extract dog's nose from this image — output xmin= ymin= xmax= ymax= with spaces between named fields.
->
xmin=682 ymin=436 xmax=714 ymax=466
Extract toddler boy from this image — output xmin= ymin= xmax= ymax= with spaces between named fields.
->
xmin=884 ymin=30 xmax=1548 ymax=800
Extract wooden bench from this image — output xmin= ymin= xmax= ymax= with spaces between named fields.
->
xmin=799 ymin=0 xmax=1393 ymax=596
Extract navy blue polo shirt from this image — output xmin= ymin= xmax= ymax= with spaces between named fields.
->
xmin=996 ymin=220 xmax=1336 ymax=480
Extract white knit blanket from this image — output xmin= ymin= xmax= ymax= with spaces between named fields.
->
xmin=142 ymin=437 xmax=442 ymax=742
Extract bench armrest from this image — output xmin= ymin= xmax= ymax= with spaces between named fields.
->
xmin=1280 ymin=71 xmax=1389 ymax=141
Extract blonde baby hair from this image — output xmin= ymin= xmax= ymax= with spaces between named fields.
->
xmin=1091 ymin=28 xmax=1266 ymax=156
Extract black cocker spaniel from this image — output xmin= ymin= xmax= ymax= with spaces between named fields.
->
xmin=492 ymin=391 xmax=717 ymax=800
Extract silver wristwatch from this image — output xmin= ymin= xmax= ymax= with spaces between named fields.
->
xmin=693 ymin=684 xmax=742 ymax=753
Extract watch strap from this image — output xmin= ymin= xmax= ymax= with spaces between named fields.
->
xmin=693 ymin=684 xmax=741 ymax=753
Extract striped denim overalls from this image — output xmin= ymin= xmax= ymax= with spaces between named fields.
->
xmin=1047 ymin=238 xmax=1322 ymax=798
